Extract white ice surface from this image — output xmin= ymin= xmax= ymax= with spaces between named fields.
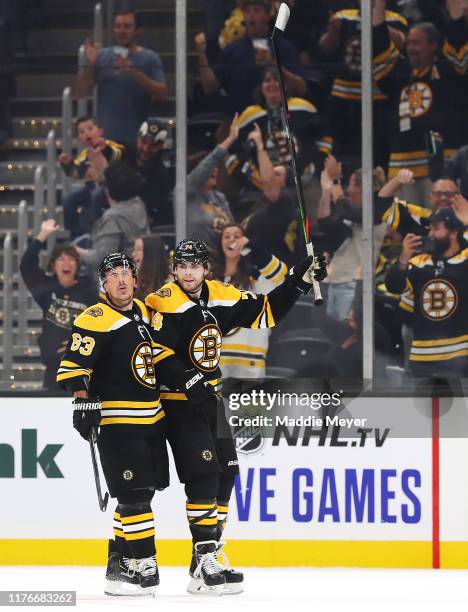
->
xmin=1 ymin=566 xmax=467 ymax=612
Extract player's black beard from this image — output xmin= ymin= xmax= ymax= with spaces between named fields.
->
xmin=433 ymin=237 xmax=451 ymax=258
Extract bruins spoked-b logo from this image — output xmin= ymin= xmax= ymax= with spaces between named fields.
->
xmin=131 ymin=342 xmax=157 ymax=388
xmin=421 ymin=279 xmax=458 ymax=320
xmin=122 ymin=469 xmax=134 ymax=481
xmin=189 ymin=324 xmax=222 ymax=371
xmin=401 ymin=82 xmax=433 ymax=118
xmin=201 ymin=449 xmax=213 ymax=462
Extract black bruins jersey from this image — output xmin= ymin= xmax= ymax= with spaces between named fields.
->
xmin=330 ymin=9 xmax=407 ymax=102
xmin=57 ymin=298 xmax=164 ymax=432
xmin=387 ymin=249 xmax=468 ymax=374
xmin=226 ymin=98 xmax=332 ymax=189
xmin=145 ymin=278 xmax=301 ymax=399
xmin=374 ymin=20 xmax=467 ymax=179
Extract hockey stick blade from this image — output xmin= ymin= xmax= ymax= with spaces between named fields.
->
xmin=89 ymin=426 xmax=109 ymax=512
xmin=273 ymin=3 xmax=290 ymax=35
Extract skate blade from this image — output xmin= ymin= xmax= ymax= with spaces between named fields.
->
xmin=187 ymin=577 xmax=224 ymax=596
xmin=104 ymin=579 xmax=156 ymax=597
xmin=223 ymin=582 xmax=244 ymax=595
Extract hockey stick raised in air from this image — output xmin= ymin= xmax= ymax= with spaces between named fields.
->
xmin=270 ymin=2 xmax=324 ymax=305
xmin=89 ymin=425 xmax=109 ymax=512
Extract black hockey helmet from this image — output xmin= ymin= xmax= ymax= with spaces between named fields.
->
xmin=98 ymin=252 xmax=137 ymax=286
xmin=173 ymin=239 xmax=210 ymax=268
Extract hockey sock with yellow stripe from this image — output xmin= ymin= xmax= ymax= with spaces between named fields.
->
xmin=118 ymin=502 xmax=156 ymax=559
xmin=113 ymin=506 xmax=132 ymax=557
xmin=186 ymin=499 xmax=217 ymax=543
xmin=216 ymin=500 xmax=229 ymax=540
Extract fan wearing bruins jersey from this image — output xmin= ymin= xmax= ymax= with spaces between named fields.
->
xmin=373 ymin=3 xmax=467 ymax=191
xmin=386 ymin=209 xmax=468 ymax=377
xmin=376 ymin=169 xmax=468 ymax=242
xmin=319 ymin=6 xmax=407 ymax=166
xmin=145 ymin=239 xmax=327 ymax=594
xmin=57 ymin=253 xmax=166 ymax=597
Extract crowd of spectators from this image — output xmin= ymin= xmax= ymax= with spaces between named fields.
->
xmin=16 ymin=0 xmax=468 ymax=386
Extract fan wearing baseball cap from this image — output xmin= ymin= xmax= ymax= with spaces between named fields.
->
xmin=132 ymin=118 xmax=172 ymax=226
xmin=386 ymin=206 xmax=468 ymax=377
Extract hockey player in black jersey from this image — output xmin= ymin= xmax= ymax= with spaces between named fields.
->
xmin=57 ymin=253 xmax=168 ymax=597
xmin=146 ymin=239 xmax=327 ymax=595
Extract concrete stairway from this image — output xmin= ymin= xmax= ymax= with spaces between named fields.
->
xmin=0 ymin=0 xmax=203 ymax=389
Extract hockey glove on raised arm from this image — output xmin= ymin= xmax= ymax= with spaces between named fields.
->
xmin=72 ymin=397 xmax=102 ymax=441
xmin=178 ymin=368 xmax=217 ymax=406
xmin=287 ymin=254 xmax=327 ymax=293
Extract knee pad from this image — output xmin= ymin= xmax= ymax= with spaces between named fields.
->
xmin=218 ymin=472 xmax=236 ymax=502
xmin=117 ymin=487 xmax=154 ymax=506
xmin=185 ymin=472 xmax=219 ymax=500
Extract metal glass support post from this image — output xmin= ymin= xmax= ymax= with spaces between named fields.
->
xmin=94 ymin=3 xmax=103 ymax=47
xmin=17 ymin=200 xmax=28 ymax=348
xmin=33 ymin=166 xmax=45 ymax=236
xmin=175 ymin=0 xmax=187 ymax=244
xmin=361 ymin=1 xmax=374 ymax=383
xmin=106 ymin=0 xmax=114 ymax=46
xmin=61 ymin=87 xmax=73 ymax=199
xmin=92 ymin=2 xmax=104 ymax=116
xmin=2 ymin=232 xmax=13 ymax=385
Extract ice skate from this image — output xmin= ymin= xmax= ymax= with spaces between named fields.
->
xmin=216 ymin=541 xmax=244 ymax=594
xmin=187 ymin=540 xmax=226 ymax=595
xmin=104 ymin=540 xmax=158 ymax=597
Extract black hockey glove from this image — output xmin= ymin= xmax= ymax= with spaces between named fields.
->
xmin=178 ymin=368 xmax=217 ymax=406
xmin=287 ymin=254 xmax=327 ymax=293
xmin=72 ymin=397 xmax=102 ymax=441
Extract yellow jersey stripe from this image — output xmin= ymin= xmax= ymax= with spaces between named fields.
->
xmin=413 ymin=334 xmax=468 ymax=348
xmin=120 ymin=513 xmax=154 ymax=525
xmin=410 ymin=349 xmax=468 ymax=362
xmin=124 ymin=529 xmax=155 ymax=541
xmin=100 ymin=412 xmax=165 ymax=426
xmin=56 ymin=370 xmax=91 ymax=381
xmin=101 ymin=400 xmax=160 ymax=408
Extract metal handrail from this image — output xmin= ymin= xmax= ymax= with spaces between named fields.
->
xmin=77 ymin=45 xmax=88 ymax=119
xmin=17 ymin=200 xmax=28 ymax=348
xmin=33 ymin=166 xmax=45 ymax=236
xmin=2 ymin=232 xmax=13 ymax=385
xmin=61 ymin=87 xmax=73 ymax=199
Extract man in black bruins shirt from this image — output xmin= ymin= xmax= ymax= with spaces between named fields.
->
xmin=386 ymin=208 xmax=468 ymax=377
xmin=57 ymin=253 xmax=166 ymax=597
xmin=20 ymin=219 xmax=97 ymax=390
xmin=146 ymin=239 xmax=327 ymax=594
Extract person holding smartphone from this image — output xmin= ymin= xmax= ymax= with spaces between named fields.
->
xmin=75 ymin=8 xmax=168 ymax=146
xmin=385 ymin=207 xmax=468 ymax=377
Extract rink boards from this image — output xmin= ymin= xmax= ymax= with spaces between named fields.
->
xmin=1 ymin=396 xmax=468 ymax=568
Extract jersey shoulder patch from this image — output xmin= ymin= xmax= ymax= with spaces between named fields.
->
xmin=409 ymin=253 xmax=433 ymax=268
xmin=145 ymin=282 xmax=194 ymax=314
xmin=237 ymin=105 xmax=267 ymax=129
xmin=74 ymin=302 xmax=128 ymax=333
xmin=447 ymin=247 xmax=468 ymax=265
xmin=335 ymin=9 xmax=359 ymax=21
xmin=288 ymin=97 xmax=318 ymax=114
xmin=206 ymin=279 xmax=243 ymax=306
